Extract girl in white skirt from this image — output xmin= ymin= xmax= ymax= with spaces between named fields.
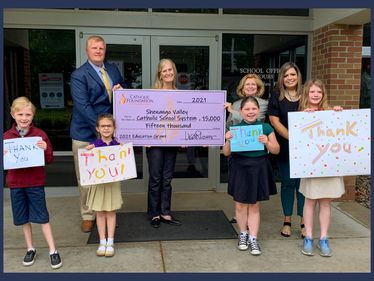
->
xmin=298 ymin=79 xmax=344 ymax=257
xmin=85 ymin=113 xmax=123 ymax=257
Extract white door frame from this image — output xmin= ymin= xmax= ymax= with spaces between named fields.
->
xmin=150 ymin=35 xmax=220 ymax=191
xmin=78 ymin=29 xmax=222 ymax=192
xmin=79 ymin=32 xmax=151 ymax=192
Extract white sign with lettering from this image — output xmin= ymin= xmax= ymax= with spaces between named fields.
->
xmin=78 ymin=143 xmax=137 ymax=186
xmin=3 ymin=137 xmax=45 ymax=170
xmin=288 ymin=109 xmax=371 ymax=178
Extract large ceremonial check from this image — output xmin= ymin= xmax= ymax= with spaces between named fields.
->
xmin=113 ymin=89 xmax=226 ymax=146
xmin=288 ymin=109 xmax=371 ymax=178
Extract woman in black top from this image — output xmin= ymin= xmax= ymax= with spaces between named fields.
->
xmin=147 ymin=58 xmax=181 ymax=228
xmin=268 ymin=62 xmax=305 ymax=238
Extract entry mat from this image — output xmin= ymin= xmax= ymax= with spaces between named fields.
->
xmin=87 ymin=210 xmax=238 ymax=243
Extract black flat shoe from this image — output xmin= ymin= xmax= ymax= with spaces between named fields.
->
xmin=160 ymin=216 xmax=182 ymax=226
xmin=150 ymin=218 xmax=161 ymax=228
xmin=229 ymin=218 xmax=237 ymax=224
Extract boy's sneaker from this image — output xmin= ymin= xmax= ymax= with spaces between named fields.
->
xmin=248 ymin=238 xmax=261 ymax=255
xmin=318 ymin=237 xmax=333 ymax=257
xmin=50 ymin=251 xmax=63 ymax=269
xmin=301 ymin=236 xmax=314 ymax=256
xmin=22 ymin=249 xmax=36 ymax=266
xmin=237 ymin=233 xmax=249 ymax=251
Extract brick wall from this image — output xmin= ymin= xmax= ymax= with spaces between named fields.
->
xmin=311 ymin=23 xmax=363 ymax=200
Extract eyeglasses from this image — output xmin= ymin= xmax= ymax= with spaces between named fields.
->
xmin=99 ymin=125 xmax=113 ymax=128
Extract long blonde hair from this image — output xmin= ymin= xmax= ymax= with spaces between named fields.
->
xmin=236 ymin=74 xmax=265 ymax=98
xmin=153 ymin=58 xmax=178 ymax=89
xmin=277 ymin=62 xmax=302 ymax=101
xmin=299 ymin=79 xmax=330 ymax=111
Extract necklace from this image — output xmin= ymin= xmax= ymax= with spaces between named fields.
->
xmin=286 ymin=90 xmax=299 ymax=102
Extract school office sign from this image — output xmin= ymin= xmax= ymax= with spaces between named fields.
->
xmin=239 ymin=67 xmax=280 ymax=87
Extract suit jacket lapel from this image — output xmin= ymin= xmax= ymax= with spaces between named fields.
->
xmin=85 ymin=61 xmax=105 ymax=88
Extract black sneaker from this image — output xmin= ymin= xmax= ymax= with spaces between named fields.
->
xmin=237 ymin=233 xmax=249 ymax=251
xmin=50 ymin=251 xmax=63 ymax=269
xmin=248 ymin=238 xmax=262 ymax=255
xmin=23 ymin=249 xmax=36 ymax=266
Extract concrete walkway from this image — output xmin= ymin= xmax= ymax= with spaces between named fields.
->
xmin=3 ymin=189 xmax=371 ymax=273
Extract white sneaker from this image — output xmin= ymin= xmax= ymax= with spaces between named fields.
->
xmin=96 ymin=244 xmax=106 ymax=256
xmin=105 ymin=244 xmax=115 ymax=257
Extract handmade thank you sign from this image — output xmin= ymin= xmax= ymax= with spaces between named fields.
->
xmin=4 ymin=137 xmax=45 ymax=170
xmin=78 ymin=143 xmax=137 ymax=186
xmin=288 ymin=109 xmax=371 ymax=178
xmin=113 ymin=89 xmax=226 ymax=146
xmin=230 ymin=125 xmax=264 ymax=152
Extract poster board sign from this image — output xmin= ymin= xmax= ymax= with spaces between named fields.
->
xmin=229 ymin=125 xmax=264 ymax=152
xmin=39 ymin=73 xmax=64 ymax=109
xmin=3 ymin=137 xmax=45 ymax=170
xmin=113 ymin=89 xmax=226 ymax=146
xmin=288 ymin=109 xmax=371 ymax=178
xmin=78 ymin=143 xmax=137 ymax=186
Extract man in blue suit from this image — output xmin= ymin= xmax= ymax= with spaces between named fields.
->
xmin=70 ymin=35 xmax=125 ymax=232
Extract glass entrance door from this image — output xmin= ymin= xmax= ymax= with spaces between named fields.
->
xmin=151 ymin=36 xmax=219 ymax=190
xmin=80 ymin=34 xmax=151 ymax=192
xmin=79 ymin=33 xmax=219 ymax=191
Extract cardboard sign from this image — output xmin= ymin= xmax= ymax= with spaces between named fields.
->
xmin=78 ymin=143 xmax=137 ymax=186
xmin=230 ymin=125 xmax=264 ymax=152
xmin=3 ymin=137 xmax=45 ymax=170
xmin=288 ymin=109 xmax=371 ymax=178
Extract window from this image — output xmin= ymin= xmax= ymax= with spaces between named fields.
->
xmin=221 ymin=33 xmax=307 ymax=102
xmin=4 ymin=29 xmax=76 ymax=151
xmin=360 ymin=23 xmax=371 ymax=109
xmin=363 ymin=22 xmax=371 ymax=47
xmin=4 ymin=29 xmax=77 ymax=187
xmin=220 ymin=33 xmax=308 ymax=182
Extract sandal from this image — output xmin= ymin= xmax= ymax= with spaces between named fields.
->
xmin=281 ymin=222 xmax=292 ymax=237
xmin=300 ymin=224 xmax=306 ymax=238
